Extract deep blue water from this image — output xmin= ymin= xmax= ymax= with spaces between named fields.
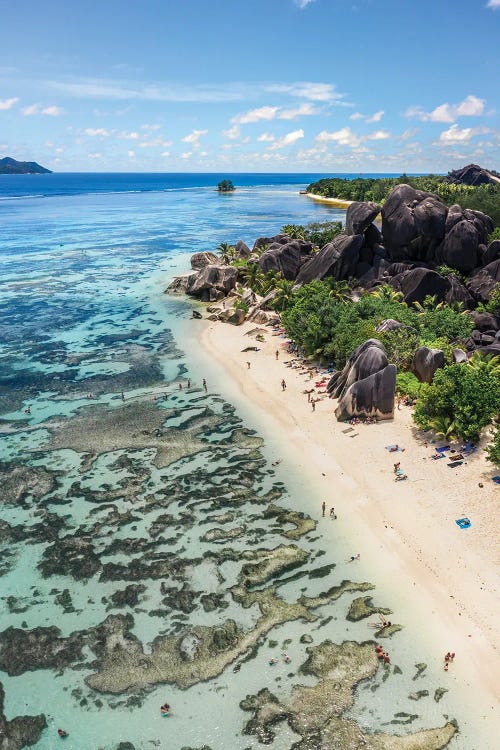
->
xmin=0 ymin=171 xmax=414 ymax=201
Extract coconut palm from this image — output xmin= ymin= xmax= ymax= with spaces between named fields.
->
xmin=467 ymin=351 xmax=500 ymax=378
xmin=272 ymin=279 xmax=295 ymax=311
xmin=370 ymin=284 xmax=404 ymax=304
xmin=428 ymin=414 xmax=457 ymax=440
xmin=217 ymin=242 xmax=236 ymax=264
xmin=328 ymin=279 xmax=353 ymax=304
xmin=238 ymin=261 xmax=264 ymax=291
xmin=413 ymin=295 xmax=445 ymax=313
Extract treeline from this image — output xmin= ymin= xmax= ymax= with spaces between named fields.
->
xmin=308 ymin=176 xmax=500 ymax=226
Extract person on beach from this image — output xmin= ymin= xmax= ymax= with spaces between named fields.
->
xmin=275 ymin=350 xmax=279 ymax=360
xmin=330 ymin=507 xmax=335 ymax=519
xmin=394 ymin=462 xmax=400 ymax=473
xmin=203 ymin=378 xmax=207 ymax=392
xmin=187 ymin=379 xmax=191 ymax=388
xmin=121 ymin=391 xmax=125 ymax=401
xmin=179 ymin=383 xmax=183 ymax=390
xmin=247 ymin=361 xmax=251 ymax=369
xmin=24 ymin=406 xmax=31 ymax=414
xmin=281 ymin=379 xmax=286 ymax=391
xmin=311 ymin=400 xmax=316 ymax=412
xmin=322 ymin=501 xmax=326 ymax=517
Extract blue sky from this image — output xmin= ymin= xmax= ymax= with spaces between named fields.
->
xmin=1 ymin=0 xmax=499 ymax=172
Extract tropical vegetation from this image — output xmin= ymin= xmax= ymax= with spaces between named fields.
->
xmin=217 ymin=179 xmax=235 ymax=193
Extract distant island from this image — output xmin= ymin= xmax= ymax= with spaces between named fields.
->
xmin=217 ymin=179 xmax=235 ymax=193
xmin=0 ymin=156 xmax=52 ymax=174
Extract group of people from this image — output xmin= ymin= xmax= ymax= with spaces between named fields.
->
xmin=321 ymin=501 xmax=337 ymax=519
xmin=348 ymin=415 xmax=376 ymax=425
xmin=393 ymin=461 xmax=408 ymax=482
xmin=269 ymin=652 xmax=291 ymax=666
xmin=375 ymin=644 xmax=391 ymax=664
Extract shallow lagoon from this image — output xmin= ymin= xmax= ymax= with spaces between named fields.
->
xmin=0 ymin=179 xmax=468 ymax=749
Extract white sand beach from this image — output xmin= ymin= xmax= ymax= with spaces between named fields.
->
xmin=305 ymin=192 xmax=354 ymax=208
xmin=195 ymin=317 xmax=500 ymax=743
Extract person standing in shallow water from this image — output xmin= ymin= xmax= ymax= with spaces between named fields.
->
xmin=275 ymin=350 xmax=279 ymax=360
xmin=330 ymin=507 xmax=335 ymax=519
xmin=203 ymin=378 xmax=207 ymax=392
xmin=322 ymin=501 xmax=326 ymax=517
xmin=281 ymin=379 xmax=286 ymax=391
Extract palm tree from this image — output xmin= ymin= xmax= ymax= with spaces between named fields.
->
xmin=272 ymin=279 xmax=295 ymax=311
xmin=281 ymin=224 xmax=306 ymax=240
xmin=370 ymin=284 xmax=404 ymax=303
xmin=217 ymin=242 xmax=236 ymax=264
xmin=238 ymin=261 xmax=263 ymax=291
xmin=467 ymin=351 xmax=500 ymax=377
xmin=413 ymin=295 xmax=445 ymax=313
xmin=428 ymin=414 xmax=457 ymax=440
xmin=328 ymin=279 xmax=353 ymax=304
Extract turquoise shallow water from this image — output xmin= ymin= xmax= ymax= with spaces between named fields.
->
xmin=0 ymin=177 xmax=479 ymax=749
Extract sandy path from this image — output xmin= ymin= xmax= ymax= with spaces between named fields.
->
xmin=196 ymin=317 xmax=500 ymax=734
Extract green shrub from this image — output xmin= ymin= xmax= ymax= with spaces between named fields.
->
xmin=413 ymin=364 xmax=500 ymax=441
xmin=396 ymin=371 xmax=424 ymax=398
xmin=485 ymin=425 xmax=500 ymax=466
xmin=484 ymin=283 xmax=500 ymax=316
xmin=233 ymin=300 xmax=249 ymax=313
xmin=488 ymin=226 xmax=500 ymax=243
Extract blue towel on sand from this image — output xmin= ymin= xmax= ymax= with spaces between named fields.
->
xmin=435 ymin=445 xmax=450 ymax=453
xmin=456 ymin=517 xmax=471 ymax=529
xmin=385 ymin=445 xmax=401 ymax=452
xmin=492 ymin=476 xmax=500 ymax=484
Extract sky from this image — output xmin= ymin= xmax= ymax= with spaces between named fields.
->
xmin=1 ymin=0 xmax=499 ymax=173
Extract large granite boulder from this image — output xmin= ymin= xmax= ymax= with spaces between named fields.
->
xmin=328 ymin=339 xmax=388 ymax=399
xmin=363 ymin=222 xmax=382 ymax=249
xmin=375 ymin=319 xmax=403 ymax=333
xmin=234 ymin=240 xmax=251 ymax=258
xmin=187 ymin=265 xmax=238 ymax=301
xmin=335 ymin=365 xmax=397 ymax=421
xmin=436 ymin=205 xmax=494 ymax=273
xmin=483 ymin=240 xmax=500 ymax=266
xmin=394 ymin=268 xmax=450 ymax=305
xmin=381 ymin=184 xmax=447 ymax=262
xmin=468 ymin=311 xmax=499 ymax=332
xmin=412 ymin=346 xmax=445 ymax=383
xmin=453 ymin=348 xmax=468 ymax=364
xmin=447 ymin=163 xmax=500 ymax=186
xmin=296 ymin=234 xmax=363 ymax=284
xmin=253 ymin=234 xmax=289 ymax=252
xmin=346 ymin=202 xmax=381 ymax=236
xmin=445 ymin=273 xmax=475 ymax=309
xmin=190 ymin=252 xmax=219 ymax=270
xmin=165 ymin=271 xmax=198 ymax=295
xmin=258 ymin=239 xmax=313 ymax=280
xmin=467 ymin=259 xmax=500 ymax=303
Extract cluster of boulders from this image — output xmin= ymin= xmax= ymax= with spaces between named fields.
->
xmin=167 ymin=183 xmax=499 ymax=358
xmin=327 ymin=340 xmax=396 ymax=420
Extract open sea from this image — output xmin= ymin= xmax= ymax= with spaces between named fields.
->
xmin=0 ymin=173 xmax=479 ymax=749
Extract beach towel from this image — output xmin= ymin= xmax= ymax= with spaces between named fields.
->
xmin=492 ymin=476 xmax=500 ymax=484
xmin=455 ymin=517 xmax=471 ymax=529
xmin=343 ymin=427 xmax=354 ymax=434
xmin=435 ymin=445 xmax=450 ymax=453
xmin=432 ymin=454 xmax=445 ymax=460
xmin=448 ymin=454 xmax=464 ymax=462
xmin=350 ymin=433 xmax=359 ymax=438
xmin=447 ymin=461 xmax=463 ymax=468
xmin=385 ymin=445 xmax=401 ymax=452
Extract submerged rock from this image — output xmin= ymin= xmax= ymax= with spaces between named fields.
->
xmin=0 ymin=682 xmax=46 ymax=750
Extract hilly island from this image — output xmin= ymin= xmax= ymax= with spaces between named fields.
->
xmin=0 ymin=156 xmax=52 ymax=174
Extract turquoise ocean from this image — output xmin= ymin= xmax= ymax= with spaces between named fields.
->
xmin=0 ymin=174 xmax=479 ymax=749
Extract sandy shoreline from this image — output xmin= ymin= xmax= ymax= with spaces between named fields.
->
xmin=193 ymin=316 xmax=500 ymax=744
xmin=305 ymin=191 xmax=353 ymax=208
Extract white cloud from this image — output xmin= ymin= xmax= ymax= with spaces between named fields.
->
xmin=88 ymin=152 xmax=102 ymax=158
xmin=316 ymin=126 xmax=392 ymax=149
xmin=257 ymin=132 xmax=275 ymax=142
xmin=138 ymin=138 xmax=172 ymax=148
xmin=180 ymin=151 xmax=192 ymax=159
xmin=161 ymin=151 xmax=170 ymax=157
xmin=141 ymin=123 xmax=161 ymax=131
xmin=182 ymin=129 xmax=208 ymax=147
xmin=350 ymin=110 xmax=384 ymax=123
xmin=232 ymin=106 xmax=279 ymax=124
xmin=84 ymin=128 xmax=110 ymax=137
xmin=128 ymin=150 xmax=135 ymax=157
xmin=269 ymin=129 xmax=304 ymax=149
xmin=279 ymin=102 xmax=318 ymax=120
xmin=222 ymin=124 xmax=241 ymax=139
xmin=42 ymin=105 xmax=63 ymax=116
xmin=0 ymin=97 xmax=18 ymax=110
xmin=22 ymin=103 xmax=63 ymax=116
xmin=486 ymin=0 xmax=500 ymax=8
xmin=316 ymin=127 xmax=362 ymax=148
xmin=295 ymin=0 xmax=316 ymax=8
xmin=267 ymin=82 xmax=344 ymax=103
xmin=405 ymin=95 xmax=485 ymax=123
xmin=438 ymin=124 xmax=482 ymax=144
xmin=118 ymin=131 xmax=139 ymax=139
